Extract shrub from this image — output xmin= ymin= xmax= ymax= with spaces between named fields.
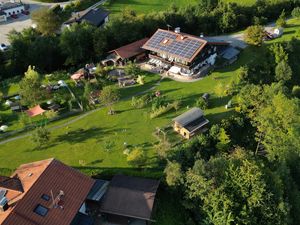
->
xmin=136 ymin=75 xmax=145 ymax=85
xmin=126 ymin=148 xmax=147 ymax=167
xmin=275 ymin=60 xmax=292 ymax=82
xmin=150 ymin=101 xmax=181 ymax=119
xmin=292 ymin=7 xmax=300 ymax=19
xmin=31 ymin=126 xmax=51 ymax=148
xmin=164 ymin=161 xmax=183 ymax=186
xmin=276 ymin=10 xmax=286 ymax=27
xmin=44 ymin=110 xmax=58 ymax=119
xmin=195 ymin=98 xmax=208 ymax=109
xmin=292 ymin=86 xmax=300 ymax=98
xmin=131 ymin=94 xmax=150 ymax=109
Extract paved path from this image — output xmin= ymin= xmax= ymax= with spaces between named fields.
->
xmin=0 ymin=78 xmax=164 ymax=145
xmin=207 ymin=20 xmax=284 ymax=49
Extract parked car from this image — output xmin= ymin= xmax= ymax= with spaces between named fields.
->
xmin=0 ymin=43 xmax=8 ymax=51
xmin=11 ymin=14 xmax=18 ymax=19
xmin=22 ymin=10 xmax=30 ymax=15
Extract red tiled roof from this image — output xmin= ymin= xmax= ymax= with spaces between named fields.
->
xmin=110 ymin=38 xmax=149 ymax=60
xmin=1 ymin=159 xmax=95 ymax=225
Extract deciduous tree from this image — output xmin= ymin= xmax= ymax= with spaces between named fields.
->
xmin=100 ymin=86 xmax=120 ymax=114
xmin=244 ymin=25 xmax=265 ymax=46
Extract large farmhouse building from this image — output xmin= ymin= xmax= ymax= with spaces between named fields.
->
xmin=142 ymin=28 xmax=229 ymax=78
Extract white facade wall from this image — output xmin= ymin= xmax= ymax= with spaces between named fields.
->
xmin=3 ymin=5 xmax=25 ymax=17
xmin=0 ymin=14 xmax=6 ymax=22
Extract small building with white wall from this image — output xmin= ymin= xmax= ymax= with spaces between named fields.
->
xmin=0 ymin=0 xmax=25 ymax=20
xmin=0 ymin=11 xmax=6 ymax=22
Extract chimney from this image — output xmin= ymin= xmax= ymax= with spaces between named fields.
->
xmin=0 ymin=197 xmax=8 ymax=212
xmin=174 ymin=27 xmax=180 ymax=33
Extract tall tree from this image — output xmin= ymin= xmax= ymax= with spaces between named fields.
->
xmin=19 ymin=66 xmax=44 ymax=106
xmin=254 ymin=93 xmax=300 ymax=161
xmin=244 ymin=25 xmax=265 ymax=46
xmin=60 ymin=22 xmax=96 ymax=65
xmin=275 ymin=60 xmax=292 ymax=83
xmin=31 ymin=7 xmax=64 ymax=36
xmin=184 ymin=149 xmax=289 ymax=225
xmin=100 ymin=86 xmax=120 ymax=115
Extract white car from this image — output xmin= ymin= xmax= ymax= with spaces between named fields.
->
xmin=0 ymin=43 xmax=8 ymax=51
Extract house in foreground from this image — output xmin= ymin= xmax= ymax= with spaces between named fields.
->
xmin=172 ymin=107 xmax=209 ymax=139
xmin=0 ymin=159 xmax=159 ymax=225
xmin=142 ymin=28 xmax=229 ymax=78
xmin=64 ymin=8 xmax=109 ymax=28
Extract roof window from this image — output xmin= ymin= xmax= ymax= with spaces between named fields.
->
xmin=41 ymin=194 xmax=50 ymax=201
xmin=34 ymin=204 xmax=48 ymax=217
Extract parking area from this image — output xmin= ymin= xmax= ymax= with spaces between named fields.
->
xmin=0 ymin=0 xmax=71 ymax=44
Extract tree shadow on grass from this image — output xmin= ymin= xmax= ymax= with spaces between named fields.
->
xmin=283 ymin=30 xmax=296 ymax=35
xmin=206 ymin=109 xmax=235 ymax=123
xmin=160 ymin=88 xmax=182 ymax=95
xmin=74 ymin=166 xmax=163 ymax=180
xmin=209 ymin=96 xmax=232 ymax=108
xmin=55 ymin=126 xmax=128 ymax=144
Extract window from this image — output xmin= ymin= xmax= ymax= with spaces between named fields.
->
xmin=34 ymin=204 xmax=48 ymax=217
xmin=41 ymin=194 xmax=50 ymax=201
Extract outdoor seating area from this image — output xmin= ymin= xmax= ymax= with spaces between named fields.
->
xmin=71 ymin=64 xmax=97 ymax=83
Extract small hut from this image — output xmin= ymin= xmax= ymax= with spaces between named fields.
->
xmin=172 ymin=107 xmax=209 ymax=139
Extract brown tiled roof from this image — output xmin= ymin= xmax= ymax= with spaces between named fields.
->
xmin=1 ymin=159 xmax=95 ymax=225
xmin=100 ymin=175 xmax=159 ymax=221
xmin=0 ymin=176 xmax=23 ymax=193
xmin=110 ymin=38 xmax=149 ymax=60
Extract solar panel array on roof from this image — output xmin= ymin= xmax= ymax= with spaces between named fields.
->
xmin=144 ymin=30 xmax=204 ymax=61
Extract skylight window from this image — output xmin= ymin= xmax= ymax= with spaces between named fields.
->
xmin=34 ymin=204 xmax=48 ymax=217
xmin=162 ymin=39 xmax=169 ymax=44
xmin=41 ymin=194 xmax=50 ymax=201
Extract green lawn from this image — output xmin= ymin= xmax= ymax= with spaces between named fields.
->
xmin=1 ymin=19 xmax=300 ymax=172
xmin=0 ymin=63 xmax=243 ymax=172
xmin=104 ymin=0 xmax=198 ymax=16
xmin=222 ymin=0 xmax=255 ymax=6
xmin=1 ymin=17 xmax=300 ymax=225
xmin=103 ymin=0 xmax=256 ymax=16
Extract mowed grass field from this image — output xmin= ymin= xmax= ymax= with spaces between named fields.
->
xmin=104 ymin=0 xmax=256 ymax=16
xmin=0 ymin=56 xmax=249 ymax=173
xmin=1 ymin=18 xmax=300 ymax=175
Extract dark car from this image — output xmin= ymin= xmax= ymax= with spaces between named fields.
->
xmin=22 ymin=10 xmax=30 ymax=15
